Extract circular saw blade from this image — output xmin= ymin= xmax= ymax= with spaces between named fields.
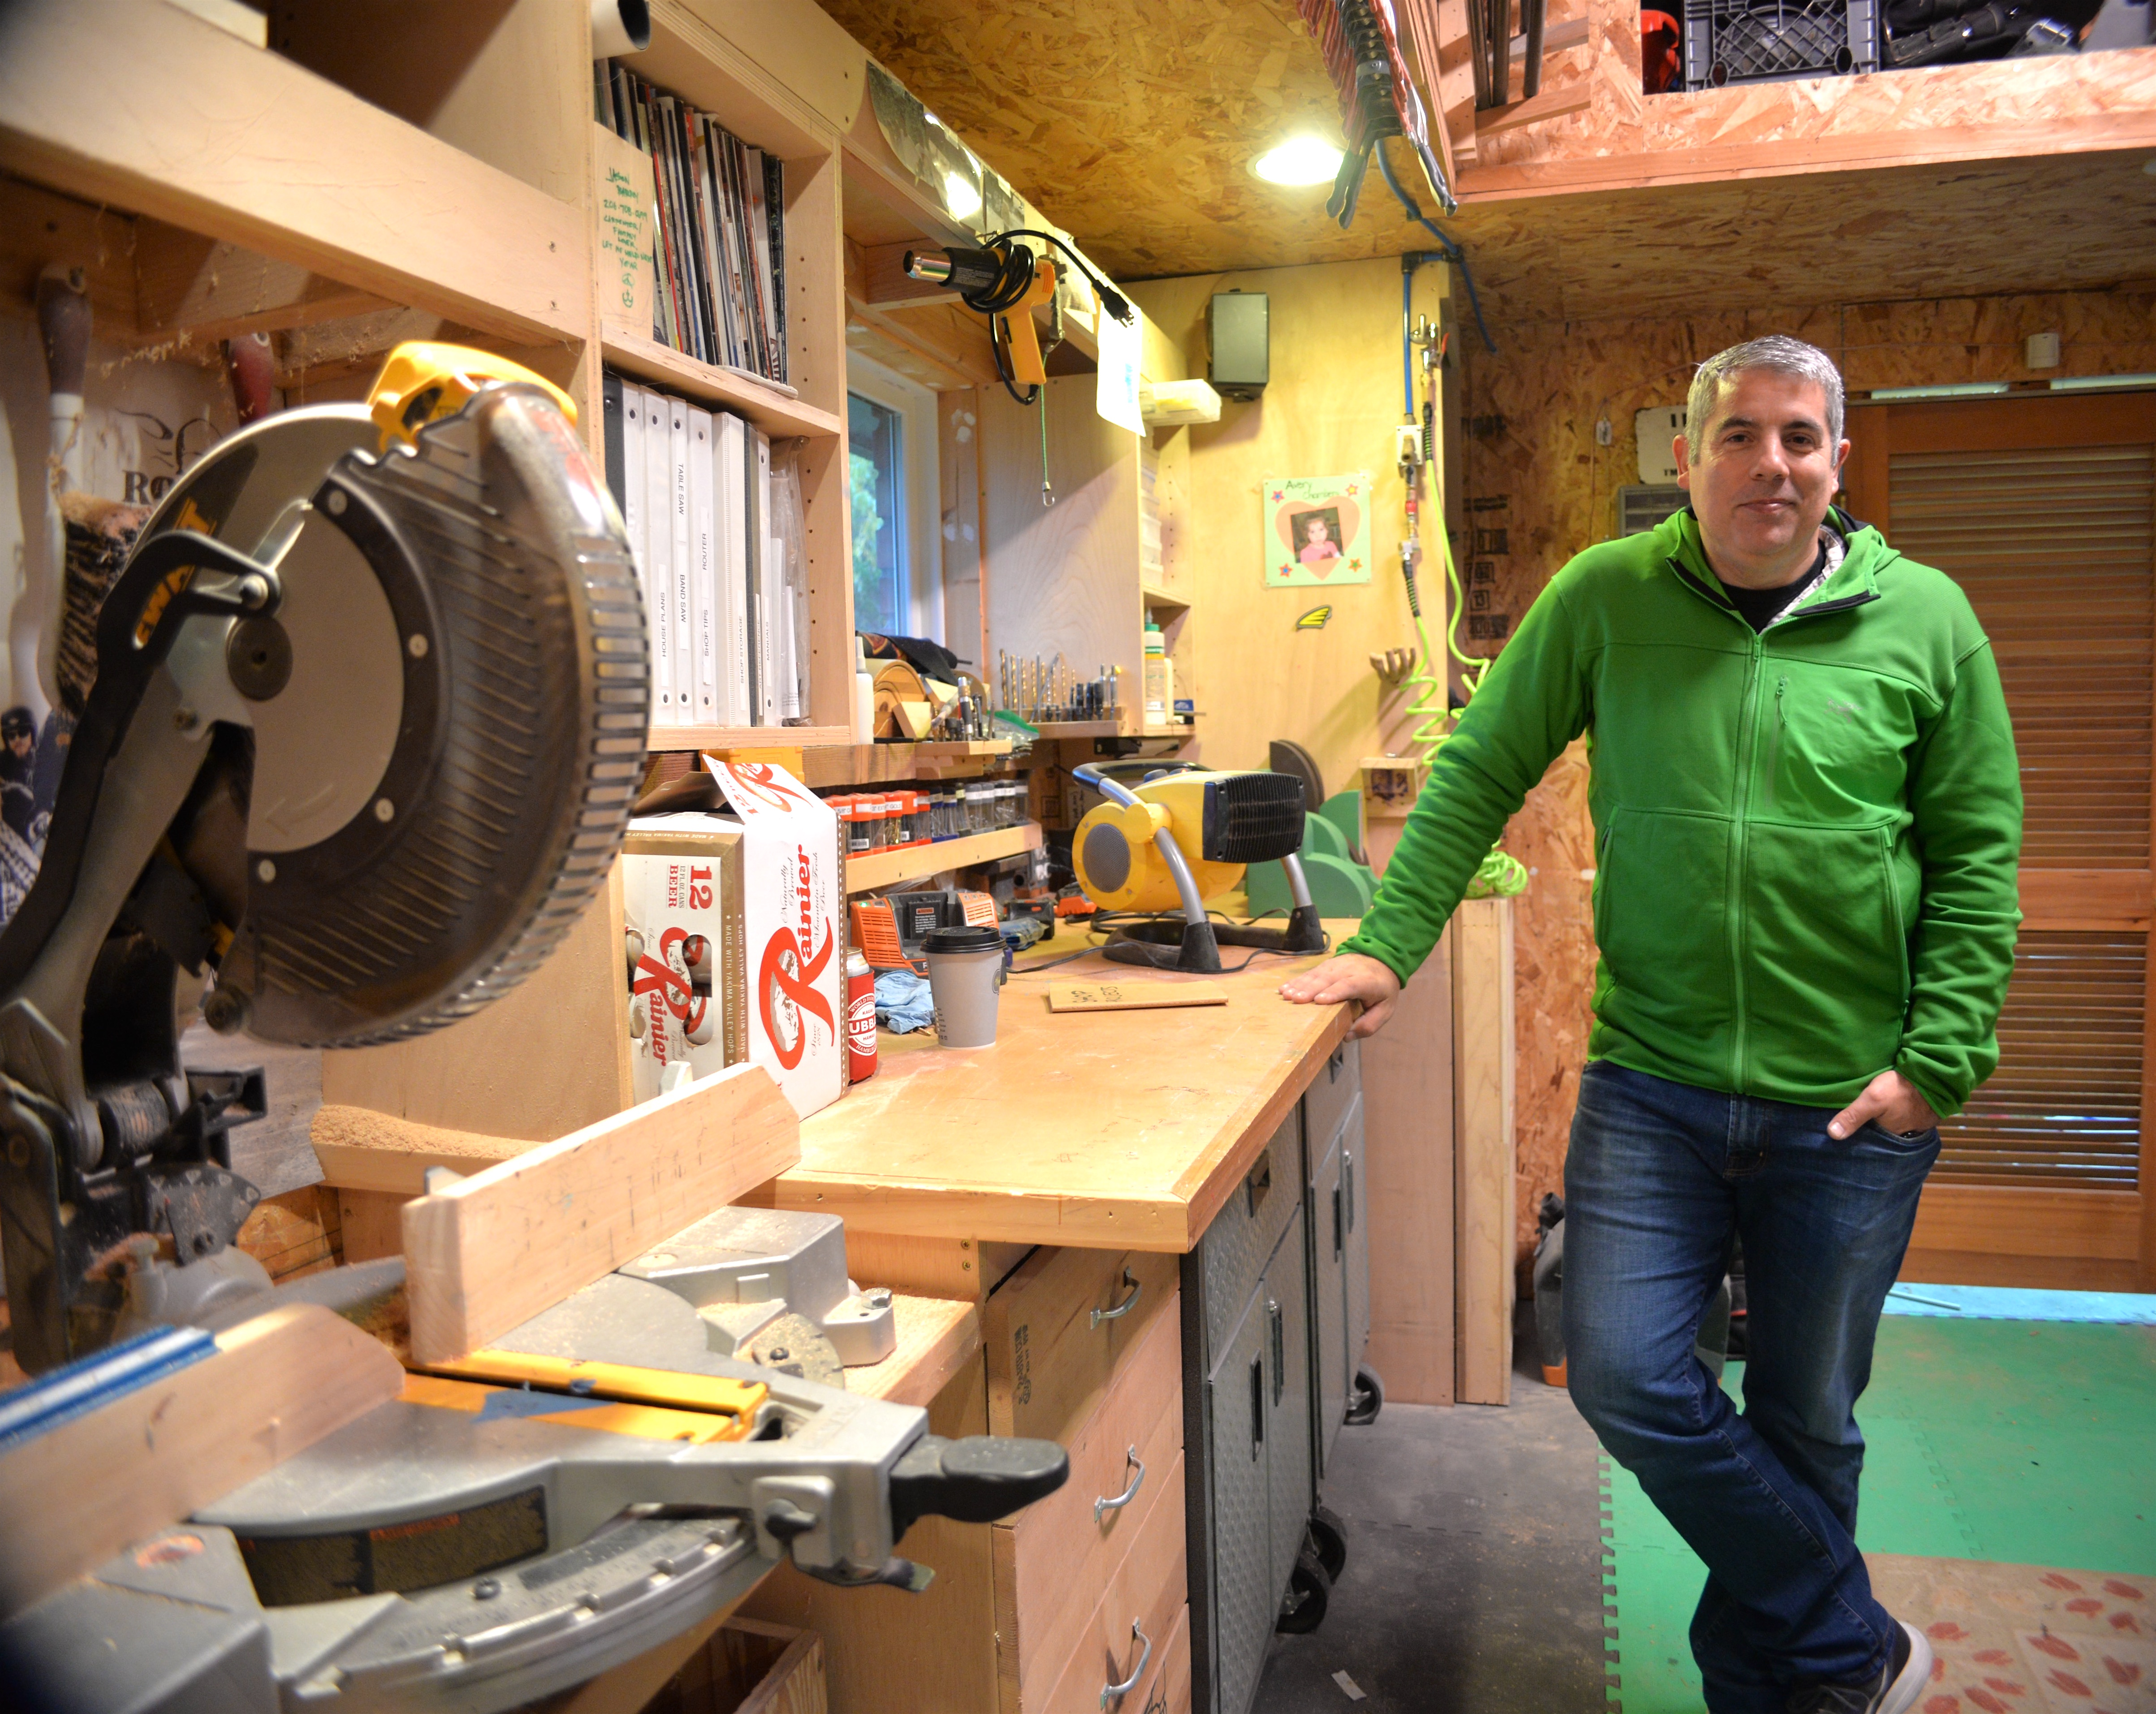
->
xmin=187 ymin=388 xmax=648 ymax=1047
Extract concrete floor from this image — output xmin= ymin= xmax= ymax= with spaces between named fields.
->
xmin=1251 ymin=1321 xmax=1610 ymax=1714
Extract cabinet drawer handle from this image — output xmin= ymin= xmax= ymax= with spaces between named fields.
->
xmin=1344 ymin=1147 xmax=1356 ymax=1234
xmin=1094 ymin=1446 xmax=1145 ymax=1523
xmin=1268 ymin=1297 xmax=1285 ymax=1407
xmin=1091 ymin=1267 xmax=1142 ymax=1329
xmin=1101 ymin=1617 xmax=1153 ymax=1707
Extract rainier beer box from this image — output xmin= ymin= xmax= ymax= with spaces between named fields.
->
xmin=622 ymin=760 xmax=843 ymax=1118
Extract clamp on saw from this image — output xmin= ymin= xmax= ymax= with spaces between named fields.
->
xmin=0 ymin=344 xmax=1066 ymax=1710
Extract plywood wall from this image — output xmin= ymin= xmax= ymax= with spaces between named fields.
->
xmin=1128 ymin=256 xmax=1452 ymax=801
xmin=1465 ymin=288 xmax=2156 ymax=1264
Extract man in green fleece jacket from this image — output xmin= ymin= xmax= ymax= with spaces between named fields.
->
xmin=1282 ymin=336 xmax=2021 ymax=1714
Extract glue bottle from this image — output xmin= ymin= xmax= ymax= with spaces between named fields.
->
xmin=1143 ymin=619 xmax=1171 ymax=727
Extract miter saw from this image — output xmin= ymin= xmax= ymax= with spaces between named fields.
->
xmin=1070 ymin=762 xmax=1327 ymax=973
xmin=0 ymin=345 xmax=1065 ymax=1711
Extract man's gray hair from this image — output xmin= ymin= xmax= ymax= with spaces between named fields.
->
xmin=1685 ymin=336 xmax=1845 ymax=459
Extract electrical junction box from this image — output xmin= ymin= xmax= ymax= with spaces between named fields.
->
xmin=1637 ymin=405 xmax=1686 ymax=484
xmin=1208 ymin=290 xmax=1269 ymax=402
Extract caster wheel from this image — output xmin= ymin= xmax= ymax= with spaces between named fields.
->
xmin=1306 ymin=1505 xmax=1348 ymax=1583
xmin=1346 ymin=1362 xmax=1385 ymax=1426
xmin=1276 ymin=1544 xmax=1332 ymax=1635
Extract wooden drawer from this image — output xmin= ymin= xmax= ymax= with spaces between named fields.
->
xmin=1137 ymin=1602 xmax=1193 ymax=1714
xmin=1034 ymin=1452 xmax=1188 ymax=1714
xmin=986 ymin=1245 xmax=1179 ymax=1443
xmin=994 ymin=1294 xmax=1182 ymax=1711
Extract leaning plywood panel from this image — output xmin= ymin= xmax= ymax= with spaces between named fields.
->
xmin=1362 ymin=927 xmax=1457 ymax=1404
xmin=402 ymin=1062 xmax=800 ymax=1363
xmin=0 ymin=1305 xmax=406 ymax=1616
xmin=1452 ymin=897 xmax=1516 ymax=1406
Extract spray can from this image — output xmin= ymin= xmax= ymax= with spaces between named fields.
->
xmin=846 ymin=949 xmax=878 ymax=1084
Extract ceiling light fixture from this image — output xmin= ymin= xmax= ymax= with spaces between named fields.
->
xmin=943 ymin=171 xmax=982 ymax=221
xmin=1251 ymin=137 xmax=1344 ymax=186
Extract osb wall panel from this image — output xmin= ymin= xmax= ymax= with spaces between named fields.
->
xmin=1467 ymin=289 xmax=2156 ymax=1262
xmin=1128 ymin=256 xmax=1449 ymax=800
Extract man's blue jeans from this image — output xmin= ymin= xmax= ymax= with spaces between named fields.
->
xmin=1561 ymin=1060 xmax=1938 ymax=1711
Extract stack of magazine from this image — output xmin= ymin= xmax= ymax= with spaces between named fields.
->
xmin=603 ymin=372 xmax=811 ymax=731
xmin=597 ymin=61 xmax=788 ymax=386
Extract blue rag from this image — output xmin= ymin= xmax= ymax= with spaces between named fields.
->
xmin=874 ymin=968 xmax=935 ymax=1034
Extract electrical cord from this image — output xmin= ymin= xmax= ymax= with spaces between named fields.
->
xmin=1007 ymin=910 xmax=1334 ymax=975
xmin=1374 ymin=142 xmax=1496 ymax=355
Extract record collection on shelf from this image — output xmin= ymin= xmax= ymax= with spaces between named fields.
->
xmin=596 ymin=61 xmax=790 ymax=388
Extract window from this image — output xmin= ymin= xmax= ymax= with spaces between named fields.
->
xmin=846 ymin=352 xmax=942 ymax=641
xmin=848 ymin=393 xmax=903 ymax=631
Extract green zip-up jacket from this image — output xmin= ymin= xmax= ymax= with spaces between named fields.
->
xmin=1342 ymin=507 xmax=2022 ymax=1117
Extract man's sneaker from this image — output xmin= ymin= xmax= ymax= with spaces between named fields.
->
xmin=1786 ymin=1621 xmax=1933 ymax=1714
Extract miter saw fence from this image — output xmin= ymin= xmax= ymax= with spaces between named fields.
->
xmin=0 ymin=350 xmax=649 ymax=1374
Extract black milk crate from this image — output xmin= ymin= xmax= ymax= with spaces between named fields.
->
xmin=1683 ymin=0 xmax=1882 ymax=88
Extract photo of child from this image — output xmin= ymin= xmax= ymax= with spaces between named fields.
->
xmin=1264 ymin=474 xmax=1371 ymax=587
xmin=1294 ymin=509 xmax=1344 ymax=566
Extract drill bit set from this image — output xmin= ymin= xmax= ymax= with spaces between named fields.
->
xmin=998 ymin=651 xmax=1122 ymax=726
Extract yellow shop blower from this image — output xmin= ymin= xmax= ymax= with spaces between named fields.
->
xmin=1070 ymin=762 xmax=1327 ymax=972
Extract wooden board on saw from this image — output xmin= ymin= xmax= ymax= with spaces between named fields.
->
xmin=0 ymin=1304 xmax=405 ymax=1616
xmin=776 ymin=926 xmax=1359 ymax=1252
xmin=401 ymin=1064 xmax=799 ymax=1364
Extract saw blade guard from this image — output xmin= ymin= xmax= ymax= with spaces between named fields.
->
xmin=203 ymin=378 xmax=649 ymax=1046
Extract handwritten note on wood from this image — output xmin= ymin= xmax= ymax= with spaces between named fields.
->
xmin=1046 ymin=980 xmax=1228 ymax=1013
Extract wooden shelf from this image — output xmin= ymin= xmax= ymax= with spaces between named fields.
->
xmin=1141 ymin=585 xmax=1193 ymax=610
xmin=604 ymin=332 xmax=843 ymax=441
xmin=845 ymin=822 xmax=1042 ymax=894
xmin=803 ymin=741 xmax=1015 ymax=788
xmin=1029 ymin=720 xmax=1124 ymax=739
xmin=648 ymin=723 xmax=853 ymax=753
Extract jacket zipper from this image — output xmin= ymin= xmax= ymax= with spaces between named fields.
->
xmin=1763 ymin=676 xmax=1789 ymax=809
xmin=1728 ymin=636 xmax=1764 ymax=1095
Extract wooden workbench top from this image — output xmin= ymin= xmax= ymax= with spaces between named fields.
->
xmin=773 ymin=922 xmax=1359 ymax=1254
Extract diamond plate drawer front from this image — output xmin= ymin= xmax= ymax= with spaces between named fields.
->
xmin=1262 ymin=1216 xmax=1313 ymax=1606
xmin=1302 ymin=1037 xmax=1360 ymax=1163
xmin=1341 ymin=1093 xmax=1370 ymax=1371
xmin=1206 ymin=1285 xmax=1274 ymax=1714
xmin=1308 ymin=1125 xmax=1348 ymax=1479
xmin=1199 ymin=1107 xmax=1303 ymax=1364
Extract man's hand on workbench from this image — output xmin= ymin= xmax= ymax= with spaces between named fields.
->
xmin=1278 ymin=953 xmax=1403 ymax=1038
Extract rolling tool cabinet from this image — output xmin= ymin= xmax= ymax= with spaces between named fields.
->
xmin=1182 ymin=1039 xmax=1377 ymax=1714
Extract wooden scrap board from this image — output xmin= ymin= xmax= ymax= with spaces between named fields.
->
xmin=1045 ymin=979 xmax=1227 ymax=1013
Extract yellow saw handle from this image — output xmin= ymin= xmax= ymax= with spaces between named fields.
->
xmin=367 ymin=340 xmax=578 ymax=449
